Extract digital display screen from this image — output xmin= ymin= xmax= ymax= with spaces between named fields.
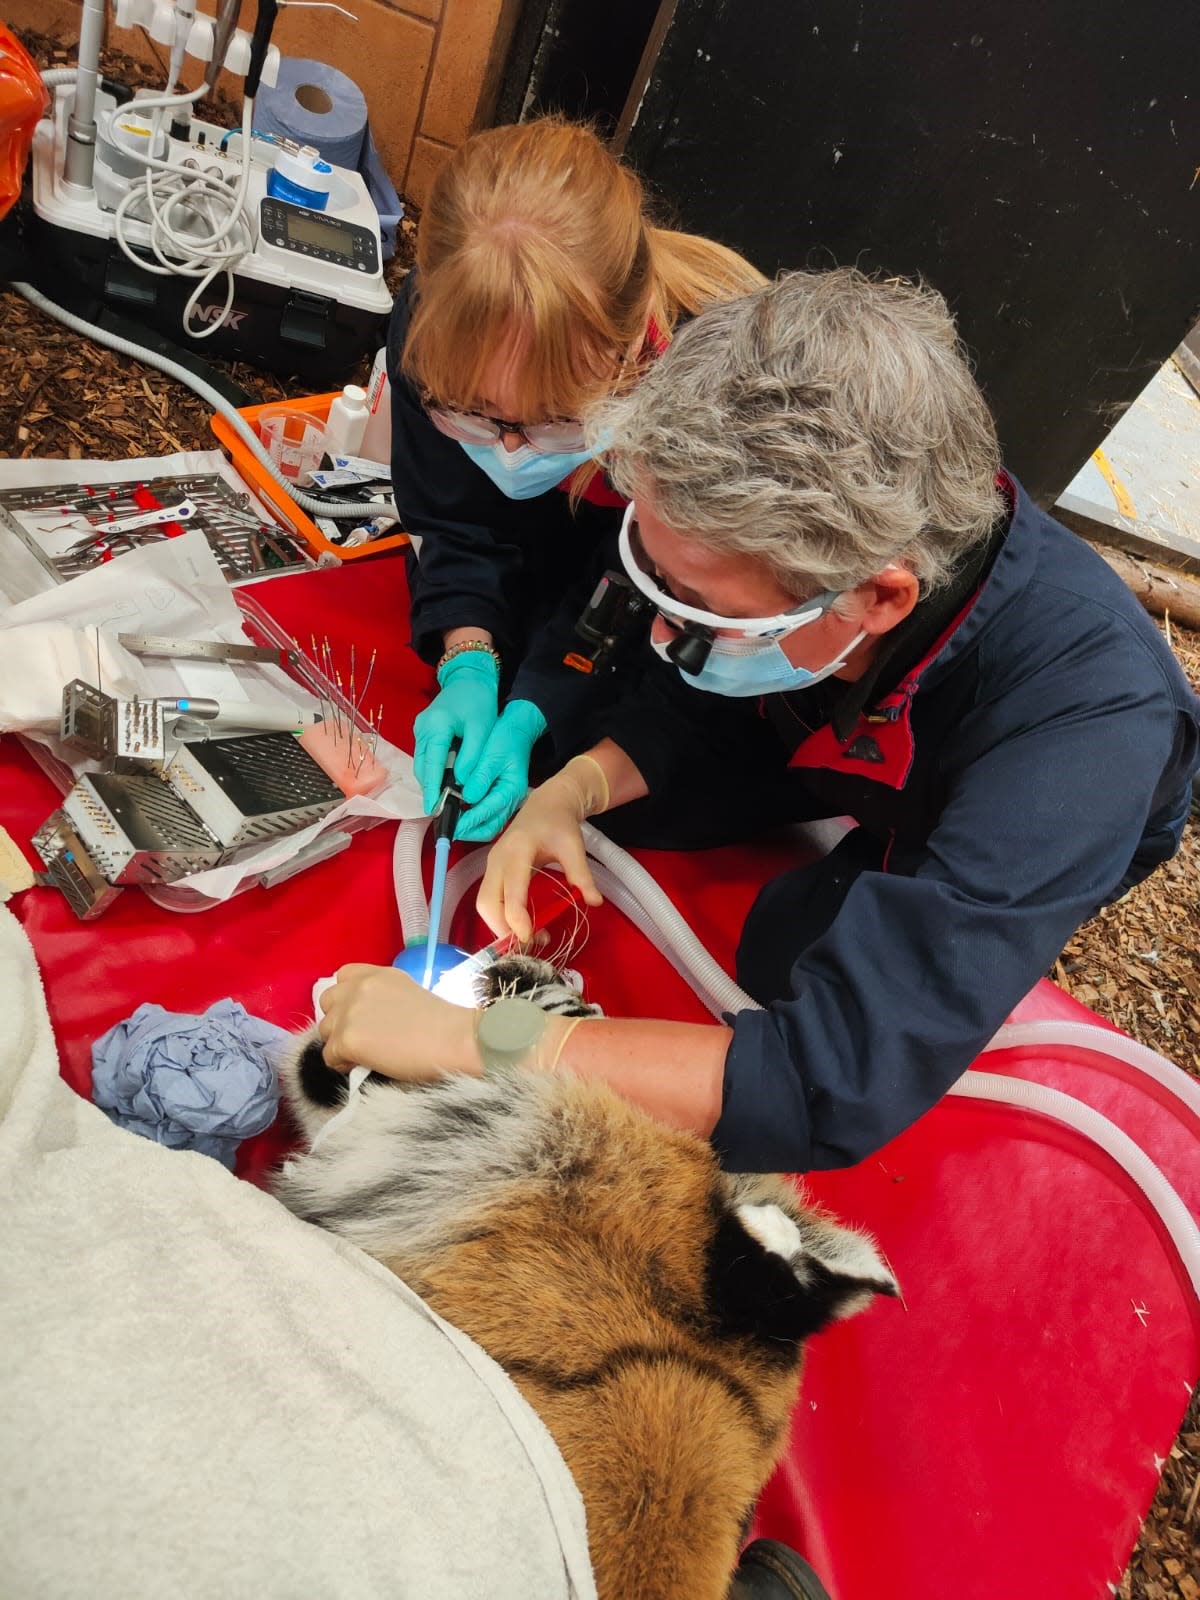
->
xmin=286 ymin=211 xmax=355 ymax=257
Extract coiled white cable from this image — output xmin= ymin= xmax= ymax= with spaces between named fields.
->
xmin=111 ymin=87 xmax=255 ymax=340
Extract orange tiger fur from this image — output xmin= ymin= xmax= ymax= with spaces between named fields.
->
xmin=273 ymin=979 xmax=895 ymax=1600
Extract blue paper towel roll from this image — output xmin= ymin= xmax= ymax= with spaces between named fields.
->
xmin=254 ymin=56 xmax=403 ymax=258
xmin=254 ymin=56 xmax=368 ymax=169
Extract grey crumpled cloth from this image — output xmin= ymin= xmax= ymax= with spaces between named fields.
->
xmin=92 ymin=999 xmax=285 ymax=1167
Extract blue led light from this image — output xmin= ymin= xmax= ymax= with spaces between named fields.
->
xmin=392 ymin=942 xmax=469 ymax=988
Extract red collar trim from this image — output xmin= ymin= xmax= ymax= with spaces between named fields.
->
xmin=787 ymin=587 xmax=982 ymax=789
xmin=645 ymin=316 xmax=669 ymax=357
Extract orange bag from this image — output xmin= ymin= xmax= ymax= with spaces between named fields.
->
xmin=0 ymin=23 xmax=49 ymax=222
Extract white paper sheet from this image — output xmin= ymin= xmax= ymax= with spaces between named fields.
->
xmin=1 ymin=529 xmax=423 ymax=906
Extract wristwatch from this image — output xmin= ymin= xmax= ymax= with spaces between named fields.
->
xmin=475 ymin=997 xmax=548 ymax=1076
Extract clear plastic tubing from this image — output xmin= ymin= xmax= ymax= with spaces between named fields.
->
xmin=576 ymin=824 xmax=1200 ymax=1298
xmin=437 ymin=848 xmax=490 ymax=936
xmin=952 ymin=1069 xmax=1200 ymax=1299
xmin=582 ymin=825 xmax=1200 ymax=1127
xmin=415 ymin=825 xmax=1200 ymax=1297
xmin=979 ymin=1018 xmax=1200 ymax=1126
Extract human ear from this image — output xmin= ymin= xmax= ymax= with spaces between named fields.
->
xmin=853 ymin=565 xmax=921 ymax=637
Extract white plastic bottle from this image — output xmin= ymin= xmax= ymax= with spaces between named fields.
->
xmin=358 ymin=347 xmax=392 ymax=465
xmin=323 ymin=384 xmax=369 ymax=457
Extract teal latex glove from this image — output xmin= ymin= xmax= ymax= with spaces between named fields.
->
xmin=412 ymin=650 xmax=499 ymax=813
xmin=455 ymin=699 xmax=548 ymax=842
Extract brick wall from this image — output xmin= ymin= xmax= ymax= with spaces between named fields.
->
xmin=11 ymin=0 xmax=522 ymax=206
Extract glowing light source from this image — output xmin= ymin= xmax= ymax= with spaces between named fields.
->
xmin=392 ymin=942 xmax=483 ymax=1007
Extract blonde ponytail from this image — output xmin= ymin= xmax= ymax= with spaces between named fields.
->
xmin=645 ymin=225 xmax=767 ymax=330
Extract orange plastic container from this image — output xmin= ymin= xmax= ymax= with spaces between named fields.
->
xmin=210 ymin=392 xmax=408 ymax=564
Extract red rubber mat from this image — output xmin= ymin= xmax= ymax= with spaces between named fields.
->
xmin=3 ymin=559 xmax=1196 ymax=1600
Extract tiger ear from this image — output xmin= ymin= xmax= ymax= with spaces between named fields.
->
xmin=705 ymin=1201 xmax=898 ymax=1348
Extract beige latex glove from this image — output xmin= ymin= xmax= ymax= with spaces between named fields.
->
xmin=477 ymin=754 xmax=609 ymax=943
xmin=317 ymin=963 xmax=586 ymax=1080
xmin=318 ymin=964 xmax=480 ymax=1078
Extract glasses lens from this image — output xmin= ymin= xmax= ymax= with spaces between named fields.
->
xmin=428 ymin=408 xmax=502 ymax=446
xmin=522 ymin=419 xmax=589 ymax=454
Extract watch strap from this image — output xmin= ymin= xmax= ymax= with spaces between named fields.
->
xmin=475 ymin=997 xmax=549 ymax=1076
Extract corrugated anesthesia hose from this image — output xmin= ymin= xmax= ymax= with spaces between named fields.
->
xmin=951 ymin=1070 xmax=1200 ymax=1299
xmin=392 ymin=817 xmax=430 ymax=946
xmin=979 ymin=1018 xmax=1200 ymax=1124
xmin=575 ymin=824 xmax=1200 ymax=1297
xmin=393 ymin=782 xmax=1200 ymax=1297
xmin=581 ymin=823 xmax=751 ymax=1015
xmin=583 ymin=824 xmax=1200 ymax=1127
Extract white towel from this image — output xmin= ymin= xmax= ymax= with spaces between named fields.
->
xmin=0 ymin=906 xmax=595 ymax=1600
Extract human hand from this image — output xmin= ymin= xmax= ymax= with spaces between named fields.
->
xmin=476 ymin=755 xmax=609 ymax=942
xmin=412 ymin=650 xmax=499 ymax=813
xmin=318 ymin=964 xmax=481 ymax=1080
xmin=455 ymin=699 xmax=548 ymax=842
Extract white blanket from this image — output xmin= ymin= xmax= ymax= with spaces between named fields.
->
xmin=0 ymin=905 xmax=595 ymax=1600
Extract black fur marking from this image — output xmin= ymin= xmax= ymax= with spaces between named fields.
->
xmin=296 ymin=1042 xmax=392 ymax=1109
xmin=501 ymin=1344 xmax=772 ymax=1445
xmin=477 ymin=955 xmax=597 ymax=1017
xmin=704 ymin=1207 xmax=831 ymax=1353
xmin=643 ymin=1248 xmax=707 ymax=1335
xmin=296 ymin=1170 xmax=427 ymax=1227
xmin=416 ymin=1095 xmax=516 ymax=1143
xmin=298 ymin=1040 xmax=348 ymax=1109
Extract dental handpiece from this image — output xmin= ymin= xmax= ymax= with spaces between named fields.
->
xmin=204 ymin=0 xmax=243 ymax=90
xmin=169 ymin=0 xmax=199 ymax=90
xmin=244 ymin=0 xmax=280 ymax=99
xmin=160 ymin=697 xmax=322 ymax=731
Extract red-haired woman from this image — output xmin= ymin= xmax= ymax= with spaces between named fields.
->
xmin=388 ymin=117 xmax=763 ymax=839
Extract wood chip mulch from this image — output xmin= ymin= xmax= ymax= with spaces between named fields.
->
xmin=3 ymin=27 xmax=417 ymax=462
xmin=6 ymin=23 xmax=1200 ymax=1596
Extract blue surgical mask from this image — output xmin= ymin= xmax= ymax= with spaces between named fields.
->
xmin=651 ymin=629 xmax=867 ymax=697
xmin=458 ymin=439 xmax=597 ymax=501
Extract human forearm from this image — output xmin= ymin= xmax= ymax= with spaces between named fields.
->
xmin=433 ymin=1006 xmax=730 ymax=1141
xmin=550 ymin=1015 xmax=729 ymax=1138
xmin=320 ymin=968 xmax=730 ymax=1141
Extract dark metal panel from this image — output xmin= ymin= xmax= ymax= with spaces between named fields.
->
xmin=624 ymin=0 xmax=1200 ymax=505
xmin=494 ymin=0 xmax=665 ymax=136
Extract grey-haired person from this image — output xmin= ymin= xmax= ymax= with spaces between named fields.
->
xmin=317 ymin=269 xmax=1200 ymax=1175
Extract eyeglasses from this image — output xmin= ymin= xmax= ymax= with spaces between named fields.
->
xmin=617 ymin=503 xmax=840 ymax=639
xmin=425 ymin=403 xmax=589 ymax=455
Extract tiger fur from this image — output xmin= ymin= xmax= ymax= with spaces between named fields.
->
xmin=272 ymin=956 xmax=896 ymax=1600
